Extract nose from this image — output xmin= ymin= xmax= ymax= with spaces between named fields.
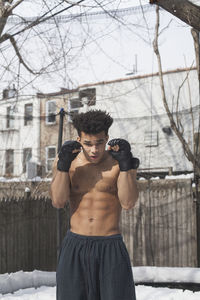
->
xmin=91 ymin=145 xmax=98 ymax=153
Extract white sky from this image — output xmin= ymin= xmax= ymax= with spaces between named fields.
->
xmin=2 ymin=0 xmax=197 ymax=93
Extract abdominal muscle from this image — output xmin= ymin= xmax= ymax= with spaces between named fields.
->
xmin=69 ymin=191 xmax=122 ymax=236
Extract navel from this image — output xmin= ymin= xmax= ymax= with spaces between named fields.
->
xmin=88 ymin=217 xmax=94 ymax=222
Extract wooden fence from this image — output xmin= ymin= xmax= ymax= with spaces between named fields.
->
xmin=0 ymin=197 xmax=69 ymax=274
xmin=120 ymin=178 xmax=197 ymax=267
xmin=0 ymin=178 xmax=197 ymax=274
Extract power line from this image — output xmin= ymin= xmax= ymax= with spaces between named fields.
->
xmin=6 ymin=4 xmax=154 ymax=25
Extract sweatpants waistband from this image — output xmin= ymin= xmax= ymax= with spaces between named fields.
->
xmin=66 ymin=230 xmax=122 ymax=241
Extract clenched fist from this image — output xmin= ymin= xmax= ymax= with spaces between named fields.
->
xmin=108 ymin=138 xmax=139 ymax=171
xmin=57 ymin=141 xmax=81 ymax=172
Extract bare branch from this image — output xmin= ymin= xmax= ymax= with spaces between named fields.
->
xmin=0 ymin=0 xmax=85 ymax=44
xmin=153 ymin=5 xmax=199 ymax=172
xmin=6 ymin=0 xmax=24 ymax=14
xmin=175 ymin=69 xmax=190 ymax=132
xmin=5 ymin=33 xmax=39 ymax=75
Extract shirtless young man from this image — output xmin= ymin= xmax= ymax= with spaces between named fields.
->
xmin=50 ymin=110 xmax=139 ymax=300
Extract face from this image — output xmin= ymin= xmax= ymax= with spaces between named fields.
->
xmin=77 ymin=131 xmax=108 ymax=164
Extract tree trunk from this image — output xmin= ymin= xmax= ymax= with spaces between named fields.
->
xmin=150 ymin=0 xmax=200 ymax=31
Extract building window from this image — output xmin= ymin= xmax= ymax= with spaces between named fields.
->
xmin=23 ymin=148 xmax=32 ymax=173
xmin=144 ymin=131 xmax=159 ymax=147
xmin=5 ymin=149 xmax=14 ymax=175
xmin=68 ymin=98 xmax=83 ymax=122
xmin=24 ymin=103 xmax=33 ymax=126
xmin=3 ymin=86 xmax=16 ymax=99
xmin=6 ymin=106 xmax=15 ymax=128
xmin=46 ymin=100 xmax=56 ymax=124
xmin=46 ymin=146 xmax=56 ymax=172
xmin=79 ymin=88 xmax=96 ymax=106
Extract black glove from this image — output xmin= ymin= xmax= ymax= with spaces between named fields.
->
xmin=57 ymin=141 xmax=81 ymax=172
xmin=108 ymin=138 xmax=140 ymax=171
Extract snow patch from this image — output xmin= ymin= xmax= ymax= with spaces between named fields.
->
xmin=133 ymin=267 xmax=200 ymax=283
xmin=1 ymin=267 xmax=200 ymax=295
xmin=0 ymin=270 xmax=56 ymax=294
xmin=0 ymin=177 xmax=51 ymax=182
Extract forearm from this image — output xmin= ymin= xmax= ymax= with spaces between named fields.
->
xmin=50 ymin=170 xmax=70 ymax=208
xmin=117 ymin=169 xmax=139 ymax=210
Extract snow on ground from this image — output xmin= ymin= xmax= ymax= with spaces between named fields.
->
xmin=1 ymin=285 xmax=200 ymax=300
xmin=1 ymin=267 xmax=200 ymax=299
xmin=134 ymin=266 xmax=200 ymax=283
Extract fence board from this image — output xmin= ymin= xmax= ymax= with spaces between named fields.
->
xmin=0 ymin=196 xmax=69 ymax=273
xmin=119 ymin=179 xmax=197 ymax=267
xmin=0 ymin=178 xmax=197 ymax=273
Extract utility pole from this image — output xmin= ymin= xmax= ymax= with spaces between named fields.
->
xmin=56 ymin=108 xmax=65 ymax=260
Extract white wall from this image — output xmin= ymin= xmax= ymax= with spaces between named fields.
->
xmin=79 ymin=69 xmax=199 ymax=172
xmin=0 ymin=96 xmax=40 ymax=177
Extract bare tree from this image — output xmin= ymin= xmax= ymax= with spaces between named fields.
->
xmin=0 ymin=0 xmax=87 ymax=95
xmin=150 ymin=0 xmax=200 ymax=31
xmin=153 ymin=4 xmax=200 ymax=267
xmin=153 ymin=5 xmax=200 ymax=175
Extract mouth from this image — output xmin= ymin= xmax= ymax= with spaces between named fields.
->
xmin=90 ymin=155 xmax=99 ymax=160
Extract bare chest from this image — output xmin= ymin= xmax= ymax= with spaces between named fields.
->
xmin=69 ymin=163 xmax=119 ymax=195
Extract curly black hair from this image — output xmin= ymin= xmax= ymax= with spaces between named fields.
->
xmin=72 ymin=110 xmax=113 ymax=136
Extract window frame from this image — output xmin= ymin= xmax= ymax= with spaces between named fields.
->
xmin=6 ymin=106 xmax=15 ymax=129
xmin=24 ymin=103 xmax=33 ymax=126
xmin=45 ymin=100 xmax=56 ymax=124
xmin=46 ymin=146 xmax=56 ymax=172
xmin=144 ymin=131 xmax=159 ymax=147
xmin=68 ymin=98 xmax=83 ymax=122
xmin=5 ymin=149 xmax=14 ymax=175
xmin=23 ymin=148 xmax=32 ymax=173
xmin=79 ymin=88 xmax=96 ymax=106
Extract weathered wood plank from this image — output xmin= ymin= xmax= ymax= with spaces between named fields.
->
xmin=121 ymin=179 xmax=197 ymax=267
xmin=0 ymin=178 xmax=197 ymax=273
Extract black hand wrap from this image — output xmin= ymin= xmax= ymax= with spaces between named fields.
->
xmin=57 ymin=141 xmax=81 ymax=172
xmin=108 ymin=138 xmax=140 ymax=171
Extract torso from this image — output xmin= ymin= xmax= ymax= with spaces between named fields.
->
xmin=69 ymin=151 xmax=122 ymax=236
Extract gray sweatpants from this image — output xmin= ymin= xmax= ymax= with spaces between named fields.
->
xmin=56 ymin=230 xmax=136 ymax=300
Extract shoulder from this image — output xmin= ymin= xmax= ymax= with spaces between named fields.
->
xmin=70 ymin=152 xmax=85 ymax=170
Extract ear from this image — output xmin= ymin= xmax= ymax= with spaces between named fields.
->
xmin=106 ymin=135 xmax=109 ymax=143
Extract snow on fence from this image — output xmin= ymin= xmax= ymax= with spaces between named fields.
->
xmin=0 ymin=178 xmax=197 ymax=274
